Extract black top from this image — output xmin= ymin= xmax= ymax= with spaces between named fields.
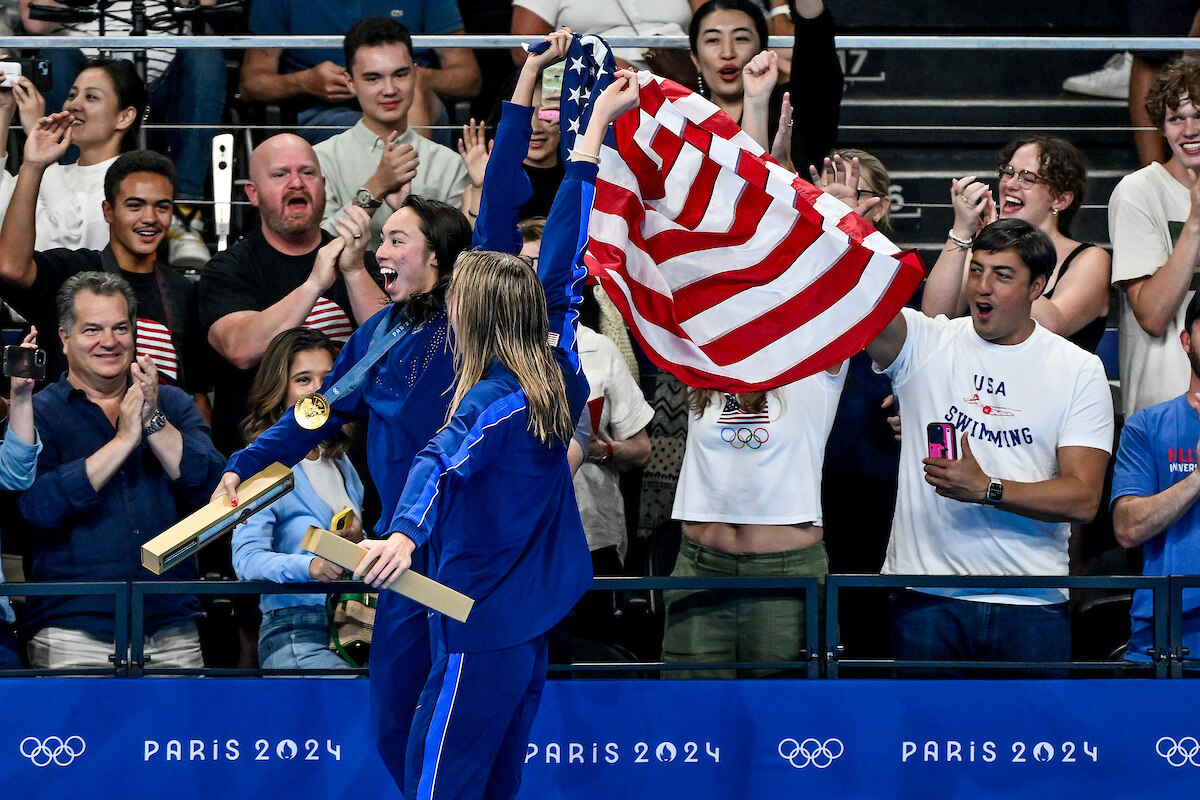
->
xmin=520 ymin=161 xmax=566 ymax=221
xmin=1044 ymin=242 xmax=1107 ymax=354
xmin=0 ymin=246 xmax=208 ymax=393
xmin=787 ymin=6 xmax=842 ymax=175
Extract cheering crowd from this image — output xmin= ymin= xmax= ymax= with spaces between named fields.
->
xmin=0 ymin=0 xmax=1195 ymax=743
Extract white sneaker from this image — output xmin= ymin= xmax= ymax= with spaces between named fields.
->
xmin=167 ymin=212 xmax=211 ymax=269
xmin=1062 ymin=52 xmax=1132 ymax=100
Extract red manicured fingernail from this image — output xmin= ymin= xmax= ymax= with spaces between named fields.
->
xmin=230 ymin=499 xmax=237 ymax=506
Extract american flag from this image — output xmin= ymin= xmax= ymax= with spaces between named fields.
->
xmin=136 ymin=317 xmax=177 ymax=381
xmin=303 ymin=297 xmax=353 ymax=343
xmin=717 ymin=393 xmax=771 ymax=425
xmin=553 ymin=35 xmax=924 ymax=393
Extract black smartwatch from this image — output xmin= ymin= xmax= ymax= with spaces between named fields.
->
xmin=985 ymin=477 xmax=1004 ymax=505
xmin=354 ymin=187 xmax=382 ymax=210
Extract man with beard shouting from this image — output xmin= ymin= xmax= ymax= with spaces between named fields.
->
xmin=199 ymin=133 xmax=390 ymax=455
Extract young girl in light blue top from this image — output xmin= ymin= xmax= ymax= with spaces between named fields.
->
xmin=231 ymin=328 xmax=364 ymax=670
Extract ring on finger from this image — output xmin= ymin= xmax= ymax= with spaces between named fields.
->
xmin=353 ymin=233 xmax=363 ymax=239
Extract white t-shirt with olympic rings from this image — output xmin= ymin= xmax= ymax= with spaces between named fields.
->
xmin=672 ymin=367 xmax=846 ymax=526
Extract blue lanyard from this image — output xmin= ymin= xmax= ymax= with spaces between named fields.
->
xmin=324 ymin=308 xmax=416 ymax=406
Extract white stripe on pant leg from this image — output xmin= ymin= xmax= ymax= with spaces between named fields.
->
xmin=418 ymin=652 xmax=465 ymax=800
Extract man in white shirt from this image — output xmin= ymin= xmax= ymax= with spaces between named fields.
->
xmin=314 ymin=17 xmax=470 ymax=252
xmin=1108 ymin=57 xmax=1200 ymax=419
xmin=865 ymin=218 xmax=1114 ymax=673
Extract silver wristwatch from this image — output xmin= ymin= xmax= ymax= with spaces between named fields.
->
xmin=143 ymin=409 xmax=168 ymax=437
xmin=354 ymin=187 xmax=383 ymax=210
xmin=985 ymin=477 xmax=1004 ymax=505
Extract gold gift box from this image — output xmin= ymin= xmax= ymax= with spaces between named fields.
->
xmin=141 ymin=462 xmax=294 ymax=575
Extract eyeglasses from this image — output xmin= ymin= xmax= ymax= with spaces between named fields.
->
xmin=997 ymin=165 xmax=1047 ymax=190
xmin=535 ymin=107 xmax=560 ymax=125
xmin=855 ymin=188 xmax=886 ymax=202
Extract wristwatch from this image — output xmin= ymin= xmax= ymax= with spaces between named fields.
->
xmin=985 ymin=477 xmax=1004 ymax=505
xmin=143 ymin=409 xmax=168 ymax=437
xmin=354 ymin=187 xmax=383 ymax=210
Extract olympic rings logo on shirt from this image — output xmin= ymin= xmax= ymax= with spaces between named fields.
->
xmin=1156 ymin=736 xmax=1200 ymax=767
xmin=20 ymin=735 xmax=86 ymax=767
xmin=721 ymin=427 xmax=770 ymax=449
xmin=778 ymin=737 xmax=844 ymax=769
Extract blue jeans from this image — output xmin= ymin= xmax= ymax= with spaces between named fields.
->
xmin=890 ymin=589 xmax=1070 ymax=678
xmin=37 ymin=46 xmax=226 ymax=200
xmin=258 ymin=606 xmax=350 ymax=670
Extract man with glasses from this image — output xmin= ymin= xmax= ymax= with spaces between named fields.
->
xmin=1109 ymin=57 xmax=1200 ymax=419
xmin=314 ymin=17 xmax=470 ymax=253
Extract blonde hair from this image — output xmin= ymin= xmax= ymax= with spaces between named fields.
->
xmin=832 ymin=147 xmax=891 ymax=229
xmin=447 ymin=250 xmax=573 ymax=445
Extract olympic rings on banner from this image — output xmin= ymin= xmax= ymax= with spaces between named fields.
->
xmin=1156 ymin=736 xmax=1200 ymax=767
xmin=20 ymin=735 xmax=86 ymax=767
xmin=778 ymin=737 xmax=844 ymax=769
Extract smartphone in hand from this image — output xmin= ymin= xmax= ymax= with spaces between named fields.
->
xmin=2 ymin=345 xmax=46 ymax=381
xmin=926 ymin=422 xmax=958 ymax=460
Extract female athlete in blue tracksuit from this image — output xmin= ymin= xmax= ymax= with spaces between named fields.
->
xmin=353 ymin=44 xmax=642 ymax=800
xmin=219 ymin=31 xmax=637 ymax=799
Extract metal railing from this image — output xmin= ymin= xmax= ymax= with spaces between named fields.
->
xmin=0 ymin=573 xmax=1187 ymax=678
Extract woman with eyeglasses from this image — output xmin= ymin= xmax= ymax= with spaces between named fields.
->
xmin=922 ymin=136 xmax=1112 ymax=353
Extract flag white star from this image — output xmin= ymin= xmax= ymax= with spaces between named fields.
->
xmin=568 ymin=86 xmax=582 ymax=104
xmin=568 ymin=117 xmax=581 ymax=134
xmin=569 ymin=57 xmax=586 ymax=74
xmin=581 ymin=86 xmax=592 ymax=101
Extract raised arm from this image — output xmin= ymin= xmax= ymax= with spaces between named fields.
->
xmin=0 ymin=111 xmax=74 ymax=289
xmin=741 ymin=50 xmax=779 ymax=151
xmin=1118 ymin=171 xmax=1200 ymax=338
xmin=472 ymin=29 xmax=572 ymax=253
xmin=788 ymin=1 xmax=841 ymax=176
xmin=544 ymin=68 xmax=639 ymax=350
xmin=922 ymin=175 xmax=994 ymax=318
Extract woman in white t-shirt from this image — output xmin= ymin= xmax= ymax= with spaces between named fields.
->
xmin=231 ymin=328 xmax=366 ymax=670
xmin=0 ymin=57 xmax=147 ymax=252
xmin=664 ymin=368 xmax=845 ymax=678
xmin=511 ymin=0 xmax=706 ymax=69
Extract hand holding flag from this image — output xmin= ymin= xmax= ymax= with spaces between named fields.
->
xmin=542 ymin=33 xmax=924 ymax=393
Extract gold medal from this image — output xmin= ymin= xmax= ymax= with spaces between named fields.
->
xmin=293 ymin=392 xmax=331 ymax=430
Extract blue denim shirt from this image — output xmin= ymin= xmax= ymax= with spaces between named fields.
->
xmin=19 ymin=377 xmax=225 ymax=638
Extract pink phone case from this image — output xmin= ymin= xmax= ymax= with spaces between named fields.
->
xmin=927 ymin=423 xmax=958 ymax=459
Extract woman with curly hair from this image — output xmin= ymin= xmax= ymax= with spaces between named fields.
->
xmin=923 ymin=136 xmax=1111 ymax=353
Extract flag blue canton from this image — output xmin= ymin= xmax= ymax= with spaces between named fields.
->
xmin=528 ymin=34 xmax=618 ymax=162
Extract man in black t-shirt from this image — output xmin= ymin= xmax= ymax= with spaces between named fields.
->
xmin=198 ymin=133 xmax=388 ymax=455
xmin=0 ymin=116 xmax=210 ymax=406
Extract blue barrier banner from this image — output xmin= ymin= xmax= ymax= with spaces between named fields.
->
xmin=3 ymin=678 xmax=1200 ymax=798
